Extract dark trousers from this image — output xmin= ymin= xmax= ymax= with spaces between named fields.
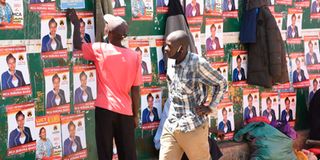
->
xmin=95 ymin=107 xmax=137 ymax=160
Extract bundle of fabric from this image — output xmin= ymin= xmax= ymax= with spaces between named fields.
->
xmin=234 ymin=122 xmax=297 ymax=160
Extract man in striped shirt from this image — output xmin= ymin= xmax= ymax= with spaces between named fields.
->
xmin=160 ymin=30 xmax=227 ymax=160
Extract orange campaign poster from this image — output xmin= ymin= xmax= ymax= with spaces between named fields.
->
xmin=205 ymin=18 xmax=224 ymax=58
xmin=155 ymin=38 xmax=167 ymax=81
xmin=261 ymin=92 xmax=279 ymax=122
xmin=73 ymin=65 xmax=97 ymax=112
xmin=222 ymin=0 xmax=238 ymax=18
xmin=204 ymin=0 xmax=222 ymax=16
xmin=40 ymin=12 xmax=67 ymax=59
xmin=310 ymin=0 xmax=320 ymax=19
xmin=290 ymin=52 xmax=310 ymax=88
xmin=216 ymin=101 xmax=235 ymax=140
xmin=35 ymin=114 xmax=62 ymax=159
xmin=276 ymin=0 xmax=293 ymax=5
xmin=61 ymin=114 xmax=87 ymax=160
xmin=190 ymin=25 xmax=202 ymax=56
xmin=131 ymin=0 xmax=154 ymax=21
xmin=304 ymin=36 xmax=320 ymax=70
xmin=29 ymin=0 xmax=56 ymax=12
xmin=156 ymin=0 xmax=169 ymax=13
xmin=72 ymin=12 xmax=95 ymax=58
xmin=0 ymin=46 xmax=32 ymax=98
xmin=0 ymin=0 xmax=24 ymax=30
xmin=185 ymin=0 xmax=204 ymax=24
xmin=279 ymin=92 xmax=296 ymax=127
xmin=242 ymin=88 xmax=260 ymax=121
xmin=140 ymin=87 xmax=162 ymax=130
xmin=113 ymin=0 xmax=126 ymax=16
xmin=43 ymin=66 xmax=70 ymax=115
xmin=308 ymin=74 xmax=320 ymax=103
xmin=211 ymin=62 xmax=228 ymax=90
xmin=129 ymin=39 xmax=152 ymax=83
xmin=231 ymin=50 xmax=248 ymax=87
xmin=6 ymin=102 xmax=36 ymax=156
xmin=286 ymin=8 xmax=303 ymax=44
xmin=295 ymin=0 xmax=310 ymax=8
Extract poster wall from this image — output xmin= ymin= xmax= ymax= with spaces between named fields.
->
xmin=44 ymin=66 xmax=70 ymax=115
xmin=261 ymin=92 xmax=279 ymax=122
xmin=190 ymin=25 xmax=202 ymax=55
xmin=29 ymin=0 xmax=56 ymax=12
xmin=6 ymin=102 xmax=36 ymax=156
xmin=204 ymin=0 xmax=222 ymax=16
xmin=40 ymin=12 xmax=67 ymax=59
xmin=242 ymin=88 xmax=260 ymax=121
xmin=211 ymin=62 xmax=228 ymax=90
xmin=0 ymin=0 xmax=24 ymax=30
xmin=156 ymin=0 xmax=169 ymax=13
xmin=73 ymin=64 xmax=97 ymax=112
xmin=222 ymin=0 xmax=238 ymax=17
xmin=0 ymin=46 xmax=32 ymax=98
xmin=140 ymin=87 xmax=162 ymax=130
xmin=205 ymin=18 xmax=224 ymax=57
xmin=310 ymin=0 xmax=320 ymax=19
xmin=61 ymin=114 xmax=87 ymax=160
xmin=131 ymin=0 xmax=154 ymax=21
xmin=35 ymin=114 xmax=62 ymax=159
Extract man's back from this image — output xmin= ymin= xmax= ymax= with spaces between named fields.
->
xmin=82 ymin=42 xmax=142 ymax=116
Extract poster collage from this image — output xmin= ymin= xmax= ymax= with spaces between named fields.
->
xmin=0 ymin=0 xmax=320 ymax=158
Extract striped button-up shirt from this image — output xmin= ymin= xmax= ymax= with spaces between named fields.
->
xmin=165 ymin=52 xmax=227 ymax=133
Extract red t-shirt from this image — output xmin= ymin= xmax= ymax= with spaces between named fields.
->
xmin=82 ymin=43 xmax=142 ymax=116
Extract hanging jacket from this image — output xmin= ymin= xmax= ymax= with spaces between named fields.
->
xmin=309 ymin=89 xmax=320 ymax=140
xmin=234 ymin=122 xmax=297 ymax=160
xmin=241 ymin=0 xmax=289 ymax=88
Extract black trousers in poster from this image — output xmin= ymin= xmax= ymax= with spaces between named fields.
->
xmin=95 ymin=107 xmax=137 ymax=160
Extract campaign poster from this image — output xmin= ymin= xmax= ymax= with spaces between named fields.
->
xmin=295 ymin=0 xmax=310 ymax=8
xmin=0 ymin=0 xmax=23 ymax=30
xmin=40 ymin=12 xmax=67 ymax=59
xmin=304 ymin=36 xmax=320 ymax=69
xmin=261 ymin=92 xmax=279 ymax=122
xmin=35 ymin=114 xmax=62 ymax=159
xmin=129 ymin=39 xmax=152 ymax=83
xmin=113 ymin=0 xmax=126 ymax=16
xmin=279 ymin=92 xmax=296 ymax=127
xmin=0 ymin=46 xmax=32 ymax=98
xmin=217 ymin=102 xmax=235 ymax=140
xmin=131 ymin=0 xmax=153 ymax=21
xmin=205 ymin=18 xmax=224 ymax=58
xmin=141 ymin=87 xmax=162 ymax=130
xmin=6 ymin=102 xmax=36 ymax=156
xmin=290 ymin=53 xmax=310 ymax=88
xmin=222 ymin=0 xmax=238 ymax=18
xmin=242 ymin=88 xmax=260 ymax=121
xmin=72 ymin=12 xmax=95 ymax=58
xmin=156 ymin=0 xmax=169 ymax=13
xmin=211 ymin=62 xmax=228 ymax=90
xmin=308 ymin=74 xmax=320 ymax=103
xmin=276 ymin=0 xmax=292 ymax=6
xmin=185 ymin=0 xmax=204 ymax=24
xmin=155 ymin=38 xmax=166 ymax=80
xmin=44 ymin=66 xmax=70 ymax=115
xmin=286 ymin=8 xmax=303 ymax=44
xmin=231 ymin=50 xmax=248 ymax=87
xmin=61 ymin=114 xmax=87 ymax=159
xmin=73 ymin=65 xmax=97 ymax=112
xmin=190 ymin=25 xmax=202 ymax=56
xmin=29 ymin=0 xmax=56 ymax=12
xmin=60 ymin=0 xmax=85 ymax=9
xmin=204 ymin=0 xmax=222 ymax=16
xmin=310 ymin=0 xmax=320 ymax=19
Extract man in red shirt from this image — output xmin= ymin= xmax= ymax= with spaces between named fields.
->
xmin=67 ymin=9 xmax=142 ymax=160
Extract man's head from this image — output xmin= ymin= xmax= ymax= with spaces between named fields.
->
xmin=48 ymin=18 xmax=58 ymax=36
xmin=6 ymin=54 xmax=16 ymax=71
xmin=266 ymin=97 xmax=272 ymax=109
xmin=68 ymin=121 xmax=76 ymax=138
xmin=313 ymin=79 xmax=318 ymax=90
xmin=164 ymin=30 xmax=189 ymax=59
xmin=285 ymin=97 xmax=290 ymax=109
xmin=79 ymin=18 xmax=86 ymax=36
xmin=248 ymin=94 xmax=253 ymax=107
xmin=308 ymin=41 xmax=314 ymax=53
xmin=295 ymin=58 xmax=301 ymax=69
xmin=15 ymin=111 xmax=25 ymax=129
xmin=222 ymin=108 xmax=228 ymax=121
xmin=147 ymin=93 xmax=154 ymax=108
xmin=236 ymin=55 xmax=242 ymax=68
xmin=0 ymin=0 xmax=6 ymax=5
xmin=291 ymin=14 xmax=296 ymax=26
xmin=52 ymin=74 xmax=60 ymax=90
xmin=79 ymin=71 xmax=87 ymax=88
xmin=103 ymin=14 xmax=128 ymax=46
xmin=210 ymin=24 xmax=216 ymax=38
